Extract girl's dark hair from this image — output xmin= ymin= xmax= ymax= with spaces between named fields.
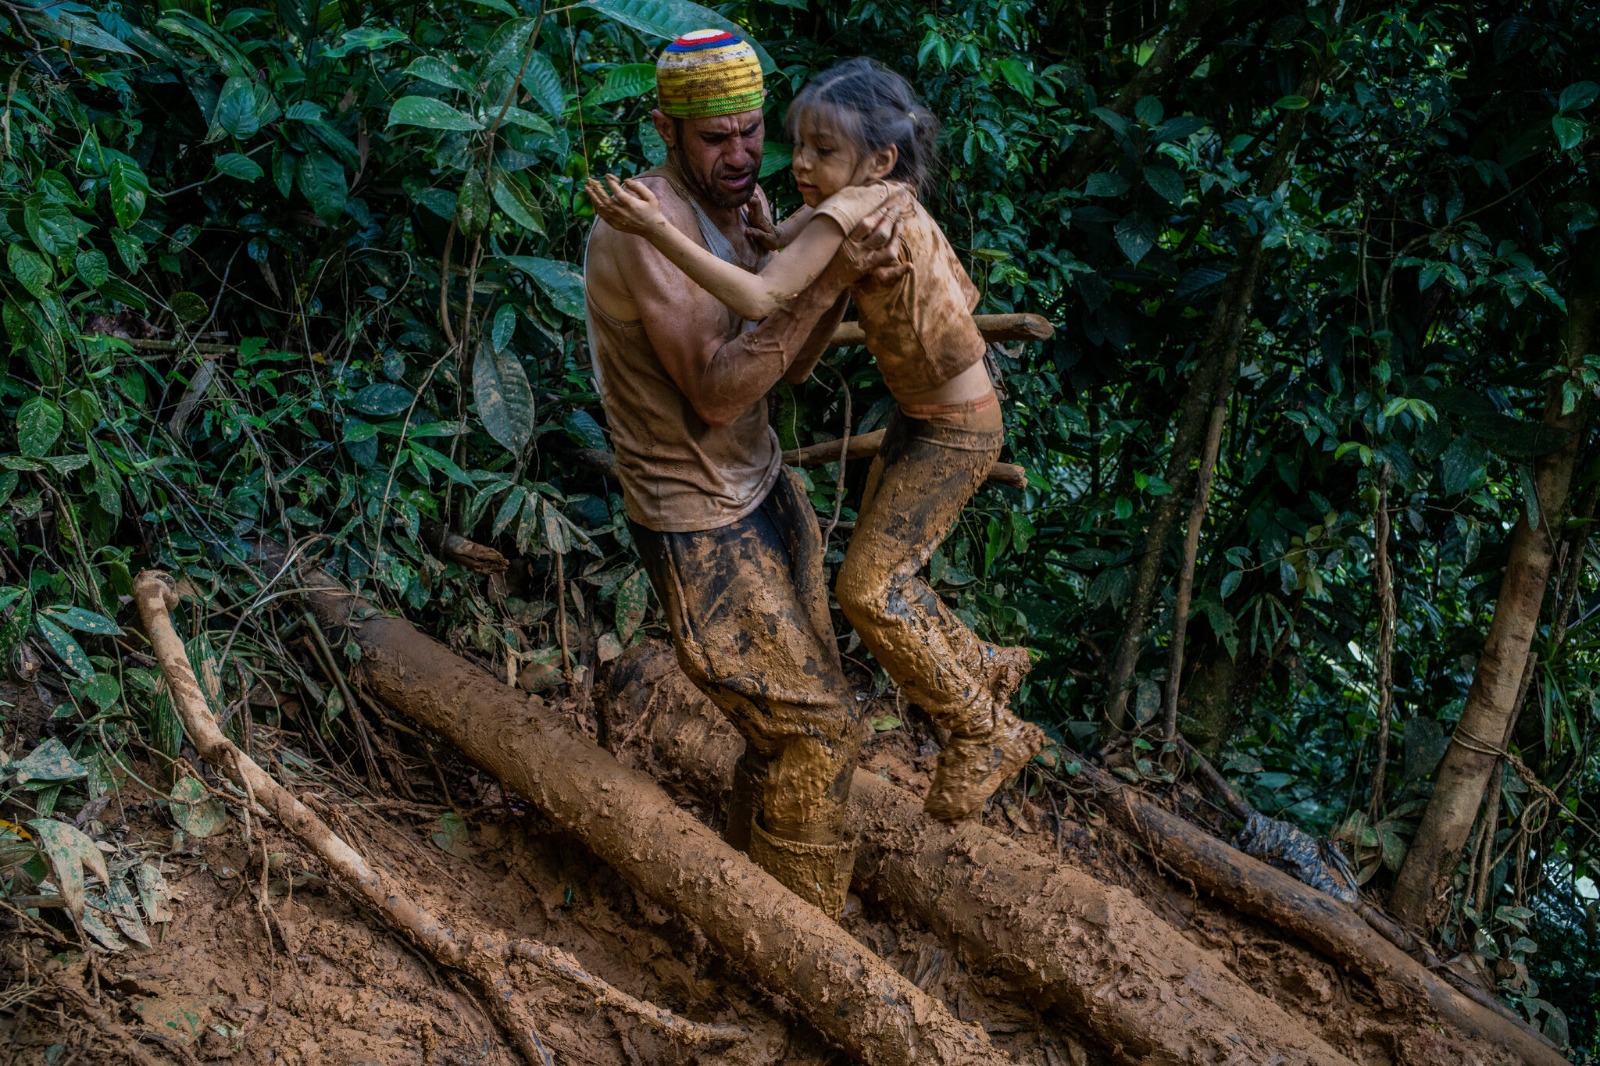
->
xmin=785 ymin=58 xmax=939 ymax=197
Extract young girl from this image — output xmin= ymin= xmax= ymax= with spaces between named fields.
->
xmin=587 ymin=57 xmax=1043 ymax=821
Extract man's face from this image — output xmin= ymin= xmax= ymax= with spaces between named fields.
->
xmin=654 ymin=109 xmax=764 ymax=210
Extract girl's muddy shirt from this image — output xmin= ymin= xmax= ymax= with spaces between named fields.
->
xmin=812 ymin=183 xmax=987 ymax=397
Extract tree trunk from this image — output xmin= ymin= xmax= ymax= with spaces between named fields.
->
xmin=262 ymin=545 xmax=1007 ymax=1066
xmin=1105 ymin=76 xmax=1321 ymax=734
xmin=1389 ymin=241 xmax=1598 ymax=926
xmin=608 ymin=648 xmax=1356 ymax=1066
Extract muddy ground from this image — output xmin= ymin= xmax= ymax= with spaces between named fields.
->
xmin=0 ymin=668 xmax=1474 ymax=1066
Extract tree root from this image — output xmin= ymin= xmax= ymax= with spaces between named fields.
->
xmin=132 ymin=569 xmax=743 ymax=1065
xmin=253 ymin=544 xmax=1011 ymax=1066
xmin=609 ymin=647 xmax=1357 ymax=1066
xmin=1074 ymin=761 xmax=1567 ymax=1066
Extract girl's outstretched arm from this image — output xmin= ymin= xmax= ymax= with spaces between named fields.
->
xmin=586 ymin=174 xmax=846 ymax=321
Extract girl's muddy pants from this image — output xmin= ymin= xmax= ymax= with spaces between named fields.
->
xmin=836 ymin=399 xmax=1007 ymax=735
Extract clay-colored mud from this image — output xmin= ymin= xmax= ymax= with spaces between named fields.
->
xmin=282 ymin=552 xmax=1009 ymax=1066
xmin=608 ymin=644 xmax=1555 ymax=1066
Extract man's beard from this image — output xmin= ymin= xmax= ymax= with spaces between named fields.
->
xmin=673 ymin=149 xmax=759 ymax=210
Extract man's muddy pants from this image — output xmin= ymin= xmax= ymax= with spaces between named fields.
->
xmin=631 ymin=469 xmax=865 ymax=916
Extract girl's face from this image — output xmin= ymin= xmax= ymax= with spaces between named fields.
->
xmin=790 ymin=114 xmax=895 ymax=208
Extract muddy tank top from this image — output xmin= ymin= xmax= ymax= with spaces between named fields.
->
xmin=813 ymin=183 xmax=986 ymax=397
xmin=584 ymin=172 xmax=781 ymax=533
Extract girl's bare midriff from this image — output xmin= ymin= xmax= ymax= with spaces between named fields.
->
xmin=895 ymin=358 xmax=995 ymax=409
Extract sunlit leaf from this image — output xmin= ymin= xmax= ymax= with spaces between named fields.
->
xmin=169 ymin=776 xmax=228 ymax=838
xmin=386 ymin=96 xmax=483 ymax=132
xmin=26 ymin=818 xmax=108 ymax=923
xmin=473 ymin=339 xmax=536 ymax=456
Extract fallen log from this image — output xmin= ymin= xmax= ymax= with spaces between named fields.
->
xmin=133 ymin=571 xmax=739 ymax=1066
xmin=607 ymin=647 xmax=1359 ymax=1066
xmin=827 ymin=312 xmax=1055 ymax=349
xmin=783 ymin=429 xmax=1029 ymax=490
xmin=1074 ymin=763 xmax=1567 ymax=1066
xmin=261 ymin=546 xmax=1008 ymax=1066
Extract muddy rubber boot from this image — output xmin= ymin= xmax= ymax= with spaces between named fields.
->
xmin=724 ymin=750 xmax=770 ymax=853
xmin=923 ymin=709 xmax=1046 ymax=822
xmin=748 ymin=822 xmax=857 ymax=920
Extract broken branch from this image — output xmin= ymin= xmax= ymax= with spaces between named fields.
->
xmin=132 ymin=569 xmax=740 ymax=1063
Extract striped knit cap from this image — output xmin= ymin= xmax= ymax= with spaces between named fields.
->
xmin=656 ymin=30 xmax=765 ymax=119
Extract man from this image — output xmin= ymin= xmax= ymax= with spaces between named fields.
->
xmin=583 ymin=29 xmax=901 ymax=918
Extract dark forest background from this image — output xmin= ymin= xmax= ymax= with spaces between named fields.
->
xmin=0 ymin=0 xmax=1595 ymax=1054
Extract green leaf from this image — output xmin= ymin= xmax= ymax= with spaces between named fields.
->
xmin=349 ymin=383 xmax=414 ymax=417
xmin=431 ymin=812 xmax=475 ymax=858
xmin=406 ymin=55 xmax=474 ymax=92
xmin=296 ymin=151 xmax=347 ymax=223
xmin=1439 ymin=436 xmax=1488 ymax=495
xmin=456 ymin=168 xmax=491 ymax=238
xmin=211 ymin=75 xmax=261 ymax=140
xmin=491 ymin=169 xmax=544 ymax=233
xmin=502 ymin=256 xmax=586 ymax=317
xmin=992 ymin=57 xmax=1033 ymax=100
xmin=108 ymin=159 xmax=149 ymax=229
xmin=491 ymin=303 xmax=517 ymax=351
xmin=473 ymin=339 xmax=536 ymax=455
xmin=1134 ymin=95 xmax=1163 ymax=126
xmin=214 ymin=152 xmax=264 ymax=180
xmin=27 ymin=9 xmax=138 ymax=55
xmin=342 ymin=417 xmax=377 ymax=443
xmin=564 ymin=409 xmax=607 ymax=450
xmin=8 ymin=244 xmax=54 ymax=300
xmin=520 ymin=50 xmax=566 ymax=118
xmin=74 ymin=249 xmax=109 ymax=288
xmin=870 ymin=714 xmax=903 ymax=732
xmin=1084 ymin=172 xmax=1129 ymax=197
xmin=74 ymin=672 xmax=121 ymax=712
xmin=42 ymin=605 xmax=122 ymax=636
xmin=1552 ymin=116 xmax=1586 ymax=151
xmin=169 ymin=291 xmax=209 ymax=325
xmin=323 ymin=24 xmax=409 ymax=58
xmin=409 ymin=443 xmax=477 ymax=487
xmin=1114 ymin=213 xmax=1155 ymax=266
xmin=386 ymin=95 xmax=484 ymax=132
xmin=1219 ymin=570 xmax=1241 ymax=599
xmin=615 ymin=568 xmax=648 ymax=643
xmin=1274 ymin=95 xmax=1310 ymax=110
xmin=24 ymin=197 xmax=79 ymax=256
xmin=0 ymin=590 xmax=32 ymax=665
xmin=1143 ymin=165 xmax=1185 ymax=205
xmin=17 ymin=398 xmax=64 ymax=457
xmin=102 ymin=876 xmax=150 ymax=946
xmin=26 ymin=817 xmax=108 ymax=923
xmin=577 ymin=0 xmax=775 ymax=73
xmin=36 ymin=615 xmax=95 ymax=679
xmin=10 ymin=738 xmax=87 ymax=784
xmin=169 ymin=776 xmax=228 ymax=838
xmin=583 ymin=63 xmax=657 ymax=108
xmin=1559 ymin=80 xmax=1599 ymax=113
xmin=1154 ymin=115 xmax=1207 ymax=143
xmin=134 ymin=863 xmax=174 ymax=924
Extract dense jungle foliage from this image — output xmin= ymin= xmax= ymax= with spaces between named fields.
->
xmin=0 ymin=0 xmax=1596 ymax=1055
